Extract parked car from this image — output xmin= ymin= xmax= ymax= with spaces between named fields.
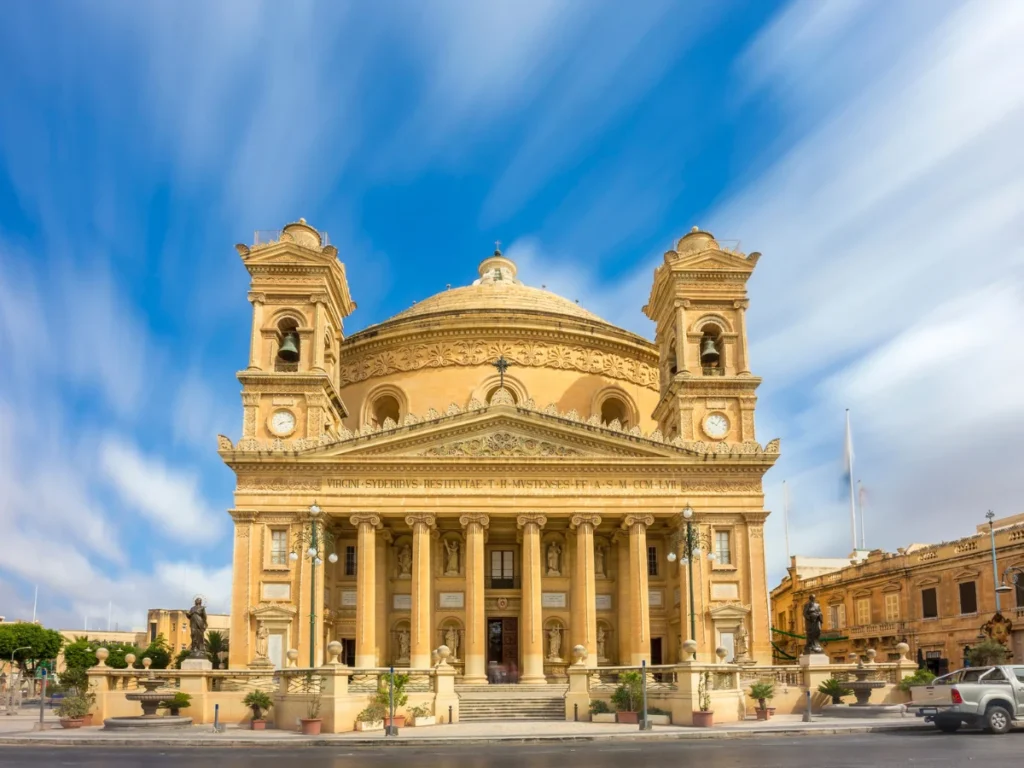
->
xmin=915 ymin=666 xmax=1024 ymax=734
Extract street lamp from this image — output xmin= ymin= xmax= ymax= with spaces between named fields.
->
xmin=290 ymin=501 xmax=339 ymax=667
xmin=666 ymin=504 xmax=716 ymax=650
xmin=995 ymin=565 xmax=1024 ymax=596
xmin=986 ymin=511 xmax=1000 ymax=612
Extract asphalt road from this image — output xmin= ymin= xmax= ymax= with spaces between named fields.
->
xmin=0 ymin=732 xmax=1020 ymax=767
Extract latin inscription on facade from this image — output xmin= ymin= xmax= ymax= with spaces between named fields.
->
xmin=595 ymin=594 xmax=613 ymax=611
xmin=262 ymin=582 xmax=291 ymax=600
xmin=439 ymin=592 xmax=464 ymax=609
xmin=542 ymin=592 xmax=567 ymax=608
xmin=648 ymin=589 xmax=663 ymax=607
xmin=320 ymin=477 xmax=752 ymax=493
xmin=393 ymin=594 xmax=412 ymax=610
xmin=341 ymin=590 xmax=357 ymax=607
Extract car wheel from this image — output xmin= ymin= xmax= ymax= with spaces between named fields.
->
xmin=936 ymin=720 xmax=960 ymax=734
xmin=984 ymin=705 xmax=1012 ymax=735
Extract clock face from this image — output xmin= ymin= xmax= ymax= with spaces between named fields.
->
xmin=270 ymin=409 xmax=296 ymax=436
xmin=703 ymin=412 xmax=730 ymax=439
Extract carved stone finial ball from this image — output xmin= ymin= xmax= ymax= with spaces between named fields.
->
xmin=682 ymin=639 xmax=698 ymax=658
xmin=142 ymin=657 xmax=152 ymax=669
xmin=572 ymin=645 xmax=587 ymax=665
xmin=124 ymin=653 xmax=136 ymax=667
xmin=895 ymin=642 xmax=910 ymax=659
xmin=326 ymin=641 xmax=342 ymax=664
xmin=95 ymin=647 xmax=109 ymax=665
xmin=866 ymin=648 xmax=877 ymax=662
xmin=438 ymin=644 xmax=451 ymax=664
xmin=286 ymin=648 xmax=299 ymax=667
xmin=715 ymin=646 xmax=728 ymax=661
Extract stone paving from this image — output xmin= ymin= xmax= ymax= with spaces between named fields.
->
xmin=0 ymin=709 xmax=929 ymax=746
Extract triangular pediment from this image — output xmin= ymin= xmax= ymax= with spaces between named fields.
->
xmin=672 ymin=250 xmax=755 ymax=273
xmin=241 ymin=245 xmax=336 ymax=270
xmin=305 ymin=407 xmax=688 ymax=460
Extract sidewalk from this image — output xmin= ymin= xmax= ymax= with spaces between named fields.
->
xmin=0 ymin=713 xmax=931 ymax=747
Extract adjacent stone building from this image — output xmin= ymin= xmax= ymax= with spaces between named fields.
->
xmin=772 ymin=513 xmax=1024 ymax=673
xmin=221 ymin=220 xmax=780 ymax=676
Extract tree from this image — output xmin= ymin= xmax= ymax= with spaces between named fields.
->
xmin=139 ymin=634 xmax=172 ymax=670
xmin=968 ymin=638 xmax=1010 ymax=667
xmin=174 ymin=648 xmax=191 ymax=669
xmin=206 ymin=630 xmax=229 ymax=669
xmin=0 ymin=623 xmax=64 ymax=673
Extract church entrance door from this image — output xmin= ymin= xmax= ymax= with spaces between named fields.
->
xmin=486 ymin=617 xmax=519 ymax=683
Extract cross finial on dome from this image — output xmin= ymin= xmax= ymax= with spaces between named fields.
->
xmin=494 ymin=240 xmax=502 ymax=255
xmin=492 ymin=355 xmax=512 ymax=388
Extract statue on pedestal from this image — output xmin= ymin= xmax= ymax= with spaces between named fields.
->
xmin=397 ymin=629 xmax=411 ymax=661
xmin=397 ymin=544 xmax=413 ymax=576
xmin=803 ymin=594 xmax=824 ymax=654
xmin=445 ymin=626 xmax=460 ymax=660
xmin=595 ymin=545 xmax=606 ymax=577
xmin=547 ymin=628 xmax=562 ymax=660
xmin=444 ymin=539 xmax=460 ymax=575
xmin=546 ymin=541 xmax=562 ymax=576
xmin=597 ymin=626 xmax=607 ymax=660
xmin=255 ymin=624 xmax=269 ymax=659
xmin=187 ymin=597 xmax=207 ymax=657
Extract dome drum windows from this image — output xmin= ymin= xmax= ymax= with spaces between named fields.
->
xmin=361 ymin=386 xmax=409 ymax=431
xmin=592 ymin=388 xmax=637 ymax=431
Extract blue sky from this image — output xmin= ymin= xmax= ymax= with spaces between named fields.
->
xmin=1 ymin=0 xmax=1022 ymax=631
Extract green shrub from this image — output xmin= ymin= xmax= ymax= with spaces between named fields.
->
xmin=749 ymin=681 xmax=775 ymax=709
xmin=159 ymin=692 xmax=192 ymax=712
xmin=610 ymin=671 xmax=643 ymax=712
xmin=647 ymin=706 xmax=669 ymax=716
xmin=243 ymin=690 xmax=274 ymax=719
xmin=817 ymin=676 xmax=854 ymax=704
xmin=357 ymin=702 xmax=387 ymax=722
xmin=56 ymin=695 xmax=91 ymax=719
xmin=409 ymin=703 xmax=432 ymax=718
xmin=897 ymin=668 xmax=936 ymax=693
xmin=589 ymin=699 xmax=611 ymax=714
xmin=968 ymin=639 xmax=1009 ymax=667
xmin=375 ymin=671 xmax=409 ymax=710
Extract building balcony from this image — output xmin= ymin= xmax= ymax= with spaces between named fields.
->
xmin=847 ymin=621 xmax=905 ymax=639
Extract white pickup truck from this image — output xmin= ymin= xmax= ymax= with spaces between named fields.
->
xmin=913 ymin=665 xmax=1024 ymax=734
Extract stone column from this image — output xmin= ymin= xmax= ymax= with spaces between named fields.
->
xmin=570 ymin=514 xmax=601 ymax=667
xmin=675 ymin=302 xmax=689 ymax=374
xmin=406 ymin=513 xmax=436 ymax=668
xmin=745 ymin=518 xmax=770 ymax=664
xmin=460 ymin=513 xmax=490 ymax=684
xmin=311 ymin=293 xmax=328 ymax=372
xmin=247 ymin=292 xmax=265 ymax=370
xmin=350 ymin=514 xmax=382 ymax=667
xmin=517 ymin=513 xmax=548 ymax=684
xmin=623 ymin=514 xmax=654 ymax=665
xmin=615 ymin=533 xmax=630 ymax=664
xmin=228 ymin=510 xmax=256 ymax=669
xmin=375 ymin=530 xmax=390 ymax=665
xmin=735 ymin=299 xmax=751 ymax=375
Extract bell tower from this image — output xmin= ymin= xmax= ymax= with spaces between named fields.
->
xmin=233 ymin=219 xmax=356 ymax=446
xmin=643 ymin=227 xmax=762 ymax=443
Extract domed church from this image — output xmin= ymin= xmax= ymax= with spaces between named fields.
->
xmin=221 ymin=219 xmax=779 ymax=677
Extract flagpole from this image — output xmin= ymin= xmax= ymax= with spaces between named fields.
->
xmin=846 ymin=409 xmax=857 ymax=553
xmin=782 ymin=480 xmax=791 ymax=567
xmin=32 ymin=586 xmax=38 ymax=623
xmin=858 ymin=480 xmax=866 ymax=550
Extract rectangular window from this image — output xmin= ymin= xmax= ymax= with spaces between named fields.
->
xmin=958 ymin=581 xmax=977 ymax=614
xmin=856 ymin=598 xmax=871 ymax=626
xmin=490 ymin=550 xmax=515 ymax=588
xmin=884 ymin=593 xmax=900 ymax=621
xmin=344 ymin=545 xmax=357 ymax=577
xmin=270 ymin=529 xmax=288 ymax=565
xmin=1016 ymin=580 xmax=1024 ymax=610
xmin=922 ymin=587 xmax=938 ymax=619
xmin=714 ymin=531 xmax=732 ymax=565
xmin=647 ymin=546 xmax=658 ymax=577
xmin=829 ymin=604 xmax=846 ymax=630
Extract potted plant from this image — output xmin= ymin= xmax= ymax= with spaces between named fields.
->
xmin=355 ymin=702 xmax=386 ymax=731
xmin=818 ymin=676 xmax=854 ymax=705
xmin=590 ymin=699 xmax=615 ymax=723
xmin=692 ymin=671 xmax=714 ymax=727
xmin=160 ymin=692 xmax=192 ymax=717
xmin=898 ymin=667 xmax=936 ymax=702
xmin=409 ymin=703 xmax=435 ymax=727
xmin=611 ymin=671 xmax=643 ymax=724
xmin=243 ymin=690 xmax=274 ymax=730
xmin=299 ymin=672 xmax=324 ymax=735
xmin=376 ymin=671 xmax=409 ymax=727
xmin=647 ymin=706 xmax=671 ymax=726
xmin=56 ymin=695 xmax=90 ymax=729
xmin=749 ymin=681 xmax=775 ymax=720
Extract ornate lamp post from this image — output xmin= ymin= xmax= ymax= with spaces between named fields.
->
xmin=289 ymin=502 xmax=338 ymax=667
xmin=666 ymin=504 xmax=716 ymax=649
xmin=995 ymin=565 xmax=1024 ymax=597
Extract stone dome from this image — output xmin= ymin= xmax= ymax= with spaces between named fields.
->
xmin=365 ymin=250 xmax=611 ymax=330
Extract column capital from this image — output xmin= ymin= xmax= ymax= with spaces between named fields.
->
xmin=459 ymin=513 xmax=490 ymax=530
xmin=349 ymin=514 xmax=382 ymax=530
xmin=621 ymin=514 xmax=654 ymax=532
xmin=247 ymin=291 xmax=266 ymax=304
xmin=310 ymin=292 xmax=330 ymax=305
xmin=516 ymin=513 xmax=547 ymax=531
xmin=229 ymin=508 xmax=258 ymax=523
xmin=570 ymin=514 xmax=602 ymax=531
xmin=733 ymin=299 xmax=750 ymax=310
xmin=405 ymin=513 xmax=437 ymax=531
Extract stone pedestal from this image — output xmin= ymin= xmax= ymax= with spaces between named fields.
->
xmin=798 ymin=653 xmax=830 ymax=667
xmin=181 ymin=657 xmax=213 ymax=671
xmin=565 ymin=665 xmax=592 ymax=721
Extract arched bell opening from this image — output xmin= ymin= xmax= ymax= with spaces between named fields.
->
xmin=275 ymin=318 xmax=301 ymax=372
xmin=699 ymin=324 xmax=724 ymax=375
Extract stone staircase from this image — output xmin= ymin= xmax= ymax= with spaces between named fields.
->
xmin=456 ymin=684 xmax=568 ymax=721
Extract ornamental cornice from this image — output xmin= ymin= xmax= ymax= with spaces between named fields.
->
xmin=229 ymin=509 xmax=258 ymax=522
xmin=337 ymin=331 xmax=660 ymax=391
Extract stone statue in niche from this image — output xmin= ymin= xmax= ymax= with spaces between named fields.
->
xmin=546 ymin=541 xmax=562 ymax=576
xmin=595 ymin=545 xmax=606 ymax=577
xmin=445 ymin=626 xmax=459 ymax=660
xmin=547 ymin=627 xmax=562 ymax=660
xmin=444 ymin=538 xmax=460 ymax=575
xmin=735 ymin=625 xmax=749 ymax=661
xmin=397 ymin=544 xmax=413 ymax=577
xmin=255 ymin=623 xmax=269 ymax=659
xmin=397 ymin=629 xmax=411 ymax=660
xmin=597 ymin=626 xmax=607 ymax=660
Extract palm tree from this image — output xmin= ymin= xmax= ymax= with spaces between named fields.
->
xmin=205 ymin=631 xmax=229 ymax=669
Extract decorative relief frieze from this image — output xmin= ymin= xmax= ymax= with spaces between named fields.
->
xmin=420 ymin=431 xmax=585 ymax=458
xmin=237 ymin=475 xmax=322 ymax=492
xmin=337 ymin=339 xmax=660 ymax=391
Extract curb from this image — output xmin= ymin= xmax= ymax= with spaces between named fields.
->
xmin=0 ymin=722 xmax=933 ymax=748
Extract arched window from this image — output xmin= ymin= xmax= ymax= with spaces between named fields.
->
xmin=699 ymin=324 xmax=724 ymax=375
xmin=371 ymin=394 xmax=401 ymax=428
xmin=600 ymin=397 xmax=629 ymax=429
xmin=275 ymin=318 xmax=300 ymax=372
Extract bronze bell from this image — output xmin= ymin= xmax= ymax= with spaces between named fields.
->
xmin=700 ymin=336 xmax=720 ymax=365
xmin=278 ymin=331 xmax=299 ymax=362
